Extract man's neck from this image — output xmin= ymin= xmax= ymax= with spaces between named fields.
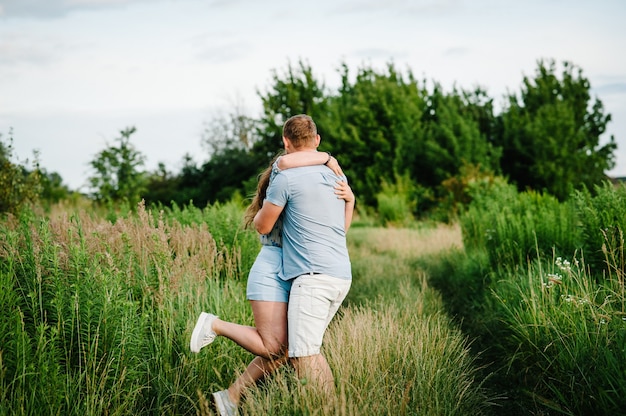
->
xmin=286 ymin=148 xmax=317 ymax=154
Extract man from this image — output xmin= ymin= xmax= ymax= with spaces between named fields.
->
xmin=254 ymin=114 xmax=354 ymax=394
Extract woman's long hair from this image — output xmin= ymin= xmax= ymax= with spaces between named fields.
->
xmin=243 ymin=152 xmax=283 ymax=228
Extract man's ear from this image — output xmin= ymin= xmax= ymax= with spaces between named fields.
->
xmin=315 ymin=134 xmax=321 ymax=147
xmin=282 ymin=136 xmax=290 ymax=150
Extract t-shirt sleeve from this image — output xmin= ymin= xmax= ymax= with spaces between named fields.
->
xmin=269 ymin=158 xmax=282 ymax=182
xmin=265 ymin=171 xmax=288 ymax=208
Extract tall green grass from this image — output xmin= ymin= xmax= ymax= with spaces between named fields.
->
xmin=430 ymin=180 xmax=626 ymax=415
xmin=236 ymin=301 xmax=489 ymax=416
xmin=460 ymin=181 xmax=579 ymax=267
xmin=1 ymin=202 xmax=491 ymax=415
xmin=0 ymin=202 xmax=252 ymax=415
xmin=573 ymin=181 xmax=626 ymax=276
xmin=493 ymin=252 xmax=626 ymax=415
xmin=375 ymin=174 xmax=417 ymax=227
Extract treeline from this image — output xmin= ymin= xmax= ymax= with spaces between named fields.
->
xmin=0 ymin=130 xmax=73 ymax=214
xmin=1 ymin=58 xmax=617 ymax=218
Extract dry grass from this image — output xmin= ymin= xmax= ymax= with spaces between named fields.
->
xmin=350 ymin=223 xmax=463 ymax=261
xmin=42 ymin=202 xmax=229 ymax=294
xmin=240 ymin=273 xmax=490 ymax=415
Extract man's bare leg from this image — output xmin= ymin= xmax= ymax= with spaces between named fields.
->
xmin=291 ymin=354 xmax=335 ymax=396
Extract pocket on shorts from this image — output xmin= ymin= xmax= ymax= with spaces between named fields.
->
xmin=292 ymin=277 xmax=331 ymax=320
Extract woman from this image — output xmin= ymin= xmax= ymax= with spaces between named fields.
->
xmin=190 ymin=150 xmax=355 ymax=416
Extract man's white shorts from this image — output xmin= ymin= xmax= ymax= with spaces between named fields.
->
xmin=288 ymin=273 xmax=351 ymax=358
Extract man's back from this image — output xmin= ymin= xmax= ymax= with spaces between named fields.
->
xmin=265 ymin=165 xmax=351 ymax=281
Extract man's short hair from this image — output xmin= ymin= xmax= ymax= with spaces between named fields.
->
xmin=283 ymin=114 xmax=317 ymax=148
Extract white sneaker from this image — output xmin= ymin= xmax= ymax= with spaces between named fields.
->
xmin=212 ymin=389 xmax=237 ymax=416
xmin=190 ymin=312 xmax=218 ymax=353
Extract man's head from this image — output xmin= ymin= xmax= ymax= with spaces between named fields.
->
xmin=282 ymin=114 xmax=320 ymax=152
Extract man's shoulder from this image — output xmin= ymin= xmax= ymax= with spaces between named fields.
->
xmin=283 ymin=165 xmax=322 ymax=172
xmin=281 ymin=165 xmax=330 ymax=176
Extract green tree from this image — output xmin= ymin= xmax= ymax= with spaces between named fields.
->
xmin=497 ymin=59 xmax=616 ymax=200
xmin=322 ymin=63 xmax=426 ymax=208
xmin=180 ymin=107 xmax=266 ymax=207
xmin=412 ymin=85 xmax=501 ymax=196
xmin=143 ymin=162 xmax=182 ymax=207
xmin=255 ymin=59 xmax=329 ymax=163
xmin=322 ymin=65 xmax=500 ymax=213
xmin=39 ymin=170 xmax=71 ymax=204
xmin=142 ymin=58 xmax=616 ymax=217
xmin=196 ymin=147 xmax=259 ymax=206
xmin=0 ymin=130 xmax=41 ymax=214
xmin=169 ymin=154 xmax=205 ymax=207
xmin=88 ymin=127 xmax=146 ymax=205
xmin=202 ymin=103 xmax=259 ymax=155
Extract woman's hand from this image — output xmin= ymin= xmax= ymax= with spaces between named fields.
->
xmin=326 ymin=156 xmax=344 ymax=177
xmin=334 ymin=180 xmax=354 ymax=203
xmin=277 ymin=151 xmax=344 ymax=176
xmin=335 ymin=180 xmax=355 ymax=232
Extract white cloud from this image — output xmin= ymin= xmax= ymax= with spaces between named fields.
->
xmin=1 ymin=0 xmax=625 ymax=188
xmin=0 ymin=0 xmax=156 ymax=18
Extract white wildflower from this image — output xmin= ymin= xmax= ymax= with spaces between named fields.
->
xmin=547 ymin=273 xmax=562 ymax=285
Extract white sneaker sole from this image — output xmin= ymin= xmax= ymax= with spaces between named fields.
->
xmin=190 ymin=311 xmax=209 ymax=353
xmin=212 ymin=391 xmax=236 ymax=416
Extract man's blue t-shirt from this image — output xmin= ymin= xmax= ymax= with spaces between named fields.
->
xmin=265 ymin=164 xmax=352 ymax=281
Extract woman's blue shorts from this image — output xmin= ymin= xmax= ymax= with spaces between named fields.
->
xmin=246 ymin=245 xmax=292 ymax=303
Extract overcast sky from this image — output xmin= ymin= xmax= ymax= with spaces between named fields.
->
xmin=1 ymin=0 xmax=625 ymax=191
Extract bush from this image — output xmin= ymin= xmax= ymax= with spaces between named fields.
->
xmin=492 ymin=253 xmax=626 ymax=415
xmin=573 ymin=181 xmax=626 ymax=277
xmin=0 ymin=131 xmax=41 ymax=215
xmin=447 ymin=178 xmax=626 ymax=415
xmin=376 ymin=174 xmax=416 ymax=226
xmin=461 ymin=182 xmax=579 ymax=268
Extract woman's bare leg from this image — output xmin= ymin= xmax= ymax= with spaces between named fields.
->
xmin=212 ymin=300 xmax=288 ymax=358
xmin=212 ymin=300 xmax=289 ymax=404
xmin=226 ymin=354 xmax=288 ymax=404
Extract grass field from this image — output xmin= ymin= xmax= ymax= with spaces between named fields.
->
xmin=0 ymin=204 xmax=492 ymax=415
xmin=1 ymin=186 xmax=625 ymax=415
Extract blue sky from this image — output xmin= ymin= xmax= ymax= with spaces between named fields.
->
xmin=1 ymin=0 xmax=625 ymax=190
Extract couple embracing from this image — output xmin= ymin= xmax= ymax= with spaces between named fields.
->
xmin=190 ymin=114 xmax=355 ymax=415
